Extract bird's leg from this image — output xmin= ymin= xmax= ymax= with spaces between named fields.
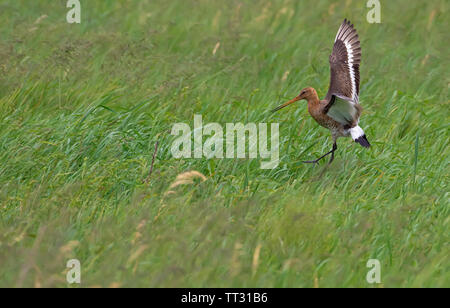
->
xmin=328 ymin=142 xmax=338 ymax=164
xmin=303 ymin=142 xmax=337 ymax=164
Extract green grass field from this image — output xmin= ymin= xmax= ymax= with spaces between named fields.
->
xmin=0 ymin=0 xmax=448 ymax=287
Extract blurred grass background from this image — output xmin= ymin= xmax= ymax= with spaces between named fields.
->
xmin=0 ymin=0 xmax=448 ymax=287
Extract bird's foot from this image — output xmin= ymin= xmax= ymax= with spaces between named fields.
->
xmin=303 ymin=150 xmax=336 ymax=165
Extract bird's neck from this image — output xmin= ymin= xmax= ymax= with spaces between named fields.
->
xmin=306 ymin=92 xmax=320 ymax=108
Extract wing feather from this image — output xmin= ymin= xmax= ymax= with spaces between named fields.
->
xmin=325 ymin=19 xmax=362 ymax=127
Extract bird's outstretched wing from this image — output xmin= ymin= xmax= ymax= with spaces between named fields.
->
xmin=324 ymin=19 xmax=361 ymax=127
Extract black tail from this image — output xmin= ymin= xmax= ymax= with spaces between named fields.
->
xmin=355 ymin=134 xmax=371 ymax=148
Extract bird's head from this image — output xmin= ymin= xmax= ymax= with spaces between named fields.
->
xmin=272 ymin=87 xmax=317 ymax=112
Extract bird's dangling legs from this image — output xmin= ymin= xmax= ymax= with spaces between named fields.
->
xmin=328 ymin=142 xmax=337 ymax=164
xmin=303 ymin=142 xmax=337 ymax=164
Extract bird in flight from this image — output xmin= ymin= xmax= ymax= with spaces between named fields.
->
xmin=272 ymin=19 xmax=370 ymax=164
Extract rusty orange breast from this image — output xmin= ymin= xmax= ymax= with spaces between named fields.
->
xmin=307 ymin=99 xmax=342 ymax=131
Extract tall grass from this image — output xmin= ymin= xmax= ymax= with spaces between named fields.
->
xmin=0 ymin=0 xmax=448 ymax=287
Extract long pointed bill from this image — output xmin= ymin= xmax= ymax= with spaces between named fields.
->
xmin=271 ymin=96 xmax=301 ymax=113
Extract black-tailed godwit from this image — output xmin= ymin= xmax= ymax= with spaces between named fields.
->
xmin=273 ymin=19 xmax=370 ymax=164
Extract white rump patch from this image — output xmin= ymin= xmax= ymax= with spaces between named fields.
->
xmin=350 ymin=125 xmax=364 ymax=141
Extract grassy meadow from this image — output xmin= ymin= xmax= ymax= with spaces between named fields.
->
xmin=0 ymin=0 xmax=448 ymax=287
